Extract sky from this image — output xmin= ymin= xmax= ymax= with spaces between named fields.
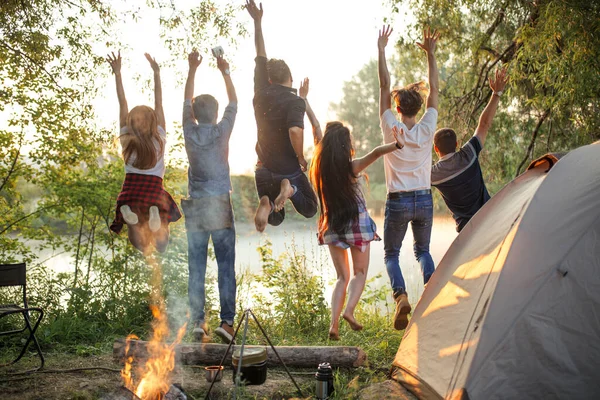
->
xmin=97 ymin=0 xmax=409 ymax=174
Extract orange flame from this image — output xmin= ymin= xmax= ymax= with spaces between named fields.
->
xmin=121 ymin=256 xmax=188 ymax=400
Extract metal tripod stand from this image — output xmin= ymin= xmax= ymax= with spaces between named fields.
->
xmin=204 ymin=308 xmax=303 ymax=400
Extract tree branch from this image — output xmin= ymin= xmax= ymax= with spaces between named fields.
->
xmin=515 ymin=108 xmax=551 ymax=176
xmin=0 ymin=132 xmax=23 ymax=193
xmin=0 ymin=205 xmax=57 ymax=235
xmin=0 ymin=40 xmax=67 ymax=93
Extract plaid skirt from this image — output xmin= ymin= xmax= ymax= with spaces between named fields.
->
xmin=318 ymin=202 xmax=380 ymax=253
xmin=110 ymin=173 xmax=182 ymax=234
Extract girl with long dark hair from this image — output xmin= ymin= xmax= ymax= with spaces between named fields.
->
xmin=310 ymin=122 xmax=405 ymax=340
xmin=106 ymin=51 xmax=181 ymax=254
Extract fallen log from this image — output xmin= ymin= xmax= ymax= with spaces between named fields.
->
xmin=113 ymin=339 xmax=367 ymax=368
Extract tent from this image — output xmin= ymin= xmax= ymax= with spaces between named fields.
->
xmin=391 ymin=141 xmax=600 ymax=399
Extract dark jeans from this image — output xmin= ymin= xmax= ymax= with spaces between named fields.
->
xmin=254 ymin=165 xmax=318 ymax=226
xmin=384 ymin=192 xmax=435 ymax=294
xmin=187 ymin=226 xmax=236 ymax=325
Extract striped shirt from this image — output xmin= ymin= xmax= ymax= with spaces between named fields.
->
xmin=431 ymin=136 xmax=490 ymax=232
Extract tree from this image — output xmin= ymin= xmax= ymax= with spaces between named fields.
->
xmin=332 ymin=60 xmax=387 ymax=184
xmin=388 ymin=0 xmax=600 ymax=181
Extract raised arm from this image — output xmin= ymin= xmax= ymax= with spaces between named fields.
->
xmin=417 ymin=27 xmax=440 ymax=110
xmin=107 ymin=51 xmax=128 ymax=128
xmin=144 ymin=53 xmax=165 ymax=129
xmin=378 ymin=25 xmax=393 ymax=117
xmin=216 ymin=55 xmax=238 ymax=136
xmin=246 ymin=0 xmax=266 ymax=58
xmin=185 ymin=50 xmax=202 ymax=101
xmin=289 ymin=127 xmax=307 ymax=171
xmin=217 ymin=56 xmax=237 ymax=103
xmin=352 ymin=127 xmax=405 ymax=175
xmin=299 ymin=78 xmax=322 ymax=145
xmin=474 ymin=67 xmax=508 ymax=147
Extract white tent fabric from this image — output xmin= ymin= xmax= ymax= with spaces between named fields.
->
xmin=392 ymin=142 xmax=600 ymax=400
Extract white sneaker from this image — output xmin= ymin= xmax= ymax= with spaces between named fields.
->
xmin=148 ymin=206 xmax=161 ymax=232
xmin=120 ymin=205 xmax=139 ymax=225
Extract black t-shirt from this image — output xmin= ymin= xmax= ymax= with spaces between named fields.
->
xmin=253 ymin=56 xmax=306 ymax=175
xmin=431 ymin=136 xmax=491 ymax=232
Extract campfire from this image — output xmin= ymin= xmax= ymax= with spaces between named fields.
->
xmin=120 ymin=257 xmax=187 ymax=400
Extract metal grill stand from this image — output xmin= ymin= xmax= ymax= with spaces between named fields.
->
xmin=204 ymin=308 xmax=303 ymax=400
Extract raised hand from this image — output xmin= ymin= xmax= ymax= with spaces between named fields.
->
xmin=216 ymin=56 xmax=230 ymax=74
xmin=106 ymin=51 xmax=122 ymax=74
xmin=392 ymin=126 xmax=406 ymax=148
xmin=489 ymin=67 xmax=509 ymax=93
xmin=144 ymin=53 xmax=160 ymax=73
xmin=188 ymin=50 xmax=202 ymax=70
xmin=299 ymin=156 xmax=308 ymax=172
xmin=378 ymin=25 xmax=393 ymax=51
xmin=245 ymin=0 xmax=263 ymax=21
xmin=299 ymin=78 xmax=309 ymax=99
xmin=416 ymin=27 xmax=440 ymax=54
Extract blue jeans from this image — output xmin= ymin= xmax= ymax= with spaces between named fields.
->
xmin=254 ymin=165 xmax=318 ymax=226
xmin=384 ymin=193 xmax=435 ymax=294
xmin=187 ymin=226 xmax=236 ymax=325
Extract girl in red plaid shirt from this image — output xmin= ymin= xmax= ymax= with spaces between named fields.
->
xmin=310 ymin=122 xmax=405 ymax=340
xmin=106 ymin=51 xmax=181 ymax=254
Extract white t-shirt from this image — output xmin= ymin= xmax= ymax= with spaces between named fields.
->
xmin=380 ymin=108 xmax=438 ymax=192
xmin=119 ymin=125 xmax=167 ymax=178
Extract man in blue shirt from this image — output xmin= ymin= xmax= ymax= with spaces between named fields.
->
xmin=432 ymin=68 xmax=508 ymax=232
xmin=181 ymin=50 xmax=237 ymax=344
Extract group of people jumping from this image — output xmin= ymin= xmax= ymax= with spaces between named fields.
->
xmin=107 ymin=0 xmax=509 ymax=343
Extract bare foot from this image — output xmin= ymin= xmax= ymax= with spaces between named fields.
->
xmin=274 ymin=179 xmax=294 ymax=212
xmin=328 ymin=330 xmax=340 ymax=341
xmin=254 ymin=196 xmax=271 ymax=232
xmin=343 ymin=313 xmax=363 ymax=331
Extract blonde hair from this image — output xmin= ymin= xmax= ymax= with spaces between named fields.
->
xmin=119 ymin=105 xmax=164 ymax=170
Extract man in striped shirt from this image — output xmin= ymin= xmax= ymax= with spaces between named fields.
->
xmin=432 ymin=68 xmax=508 ymax=232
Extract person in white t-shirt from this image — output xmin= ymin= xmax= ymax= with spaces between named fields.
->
xmin=106 ymin=51 xmax=182 ymax=255
xmin=378 ymin=25 xmax=440 ymax=330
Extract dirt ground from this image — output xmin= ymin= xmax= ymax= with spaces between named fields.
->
xmin=0 ymin=353 xmax=315 ymax=400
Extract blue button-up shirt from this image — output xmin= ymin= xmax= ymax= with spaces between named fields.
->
xmin=182 ymin=99 xmax=237 ymax=198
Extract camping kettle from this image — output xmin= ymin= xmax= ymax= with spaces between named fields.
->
xmin=315 ymin=362 xmax=334 ymax=399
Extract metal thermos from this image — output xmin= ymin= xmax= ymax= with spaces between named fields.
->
xmin=315 ymin=362 xmax=334 ymax=399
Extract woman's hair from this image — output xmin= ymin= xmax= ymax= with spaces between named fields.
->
xmin=310 ymin=121 xmax=361 ymax=238
xmin=391 ymin=81 xmax=427 ymax=117
xmin=120 ymin=105 xmax=164 ymax=170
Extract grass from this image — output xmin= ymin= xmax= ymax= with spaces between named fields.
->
xmin=0 ymin=238 xmax=405 ymax=399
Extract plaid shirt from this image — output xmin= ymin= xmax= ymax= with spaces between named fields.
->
xmin=110 ymin=173 xmax=182 ymax=233
xmin=318 ymin=195 xmax=380 ymax=253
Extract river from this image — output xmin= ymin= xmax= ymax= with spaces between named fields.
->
xmin=37 ymin=216 xmax=458 ymax=306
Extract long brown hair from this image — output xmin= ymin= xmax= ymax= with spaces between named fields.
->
xmin=310 ymin=122 xmax=361 ymax=238
xmin=120 ymin=105 xmax=164 ymax=169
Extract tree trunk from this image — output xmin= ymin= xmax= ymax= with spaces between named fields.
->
xmin=113 ymin=339 xmax=367 ymax=368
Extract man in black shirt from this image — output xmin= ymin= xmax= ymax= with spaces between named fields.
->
xmin=246 ymin=0 xmax=319 ymax=232
xmin=431 ymin=67 xmax=508 ymax=232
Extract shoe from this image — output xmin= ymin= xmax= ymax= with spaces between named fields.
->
xmin=148 ymin=206 xmax=161 ymax=232
xmin=214 ymin=322 xmax=235 ymax=344
xmin=192 ymin=322 xmax=208 ymax=342
xmin=120 ymin=205 xmax=139 ymax=225
xmin=393 ymin=291 xmax=412 ymax=331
